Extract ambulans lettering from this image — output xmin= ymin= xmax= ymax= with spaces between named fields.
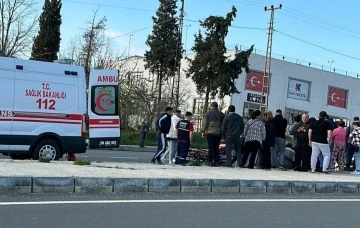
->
xmin=25 ymin=83 xmax=67 ymax=110
xmin=97 ymin=76 xmax=118 ymax=83
xmin=0 ymin=110 xmax=14 ymax=117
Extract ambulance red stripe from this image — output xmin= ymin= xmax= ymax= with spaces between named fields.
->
xmin=14 ymin=112 xmax=82 ymax=120
xmin=89 ymin=119 xmax=119 ymax=125
xmin=89 ymin=126 xmax=119 ymax=129
xmin=0 ymin=112 xmax=82 ymax=124
xmin=12 ymin=118 xmax=81 ymax=124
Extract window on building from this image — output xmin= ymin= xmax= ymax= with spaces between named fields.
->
xmin=331 ymin=116 xmax=349 ymax=127
xmin=193 ymin=98 xmax=205 ymax=114
xmin=243 ymin=102 xmax=261 ymax=123
xmin=130 ymin=71 xmax=143 ymax=80
xmin=285 ymin=108 xmax=308 ymax=125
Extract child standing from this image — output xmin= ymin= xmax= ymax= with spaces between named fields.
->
xmin=175 ymin=112 xmax=194 ymax=165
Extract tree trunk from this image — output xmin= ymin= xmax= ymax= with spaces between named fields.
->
xmin=203 ymin=84 xmax=210 ymax=115
xmin=156 ymin=70 xmax=162 ymax=118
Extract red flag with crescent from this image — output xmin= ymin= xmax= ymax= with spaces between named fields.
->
xmin=245 ymin=71 xmax=268 ymax=94
xmin=327 ymin=86 xmax=347 ymax=108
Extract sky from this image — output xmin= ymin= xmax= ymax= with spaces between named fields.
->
xmin=51 ymin=0 xmax=360 ymax=77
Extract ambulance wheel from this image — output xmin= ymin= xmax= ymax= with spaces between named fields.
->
xmin=32 ymin=140 xmax=60 ymax=161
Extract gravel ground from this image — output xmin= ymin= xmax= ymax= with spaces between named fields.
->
xmin=0 ymin=159 xmax=359 ymax=182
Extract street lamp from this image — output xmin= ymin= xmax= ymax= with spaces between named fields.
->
xmin=328 ymin=60 xmax=334 ymax=71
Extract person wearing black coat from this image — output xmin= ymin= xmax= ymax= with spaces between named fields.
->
xmin=259 ymin=111 xmax=276 ymax=169
xmin=271 ymin=109 xmax=288 ymax=170
xmin=295 ymin=113 xmax=312 ymax=172
xmin=150 ymin=107 xmax=173 ymax=164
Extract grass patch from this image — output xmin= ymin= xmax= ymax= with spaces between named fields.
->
xmin=38 ymin=157 xmax=51 ymax=163
xmin=188 ymin=157 xmax=201 ymax=166
xmin=120 ymin=131 xmax=208 ymax=149
xmin=74 ymin=159 xmax=91 ymax=166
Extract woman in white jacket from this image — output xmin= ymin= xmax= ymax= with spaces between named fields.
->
xmin=161 ymin=110 xmax=182 ymax=164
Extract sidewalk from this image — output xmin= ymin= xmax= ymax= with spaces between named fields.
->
xmin=116 ymin=145 xmax=156 ymax=152
xmin=0 ymin=159 xmax=359 ymax=194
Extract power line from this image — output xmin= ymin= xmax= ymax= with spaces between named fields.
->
xmin=225 ymin=0 xmax=263 ymax=8
xmin=227 ymin=0 xmax=360 ymax=38
xmin=62 ymin=0 xmax=155 ymax=12
xmin=66 ymin=0 xmax=360 ymax=37
xmin=184 ymin=19 xmax=266 ymax=30
xmin=275 ymin=30 xmax=360 ymax=61
xmin=278 ymin=11 xmax=360 ymax=40
xmin=282 ymin=6 xmax=360 ymax=35
xmin=31 ymin=17 xmax=265 ymax=58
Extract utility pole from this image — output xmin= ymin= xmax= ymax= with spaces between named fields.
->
xmin=171 ymin=0 xmax=185 ymax=108
xmin=260 ymin=4 xmax=282 ymax=112
xmin=184 ymin=24 xmax=191 ymax=53
xmin=127 ymin=34 xmax=133 ymax=59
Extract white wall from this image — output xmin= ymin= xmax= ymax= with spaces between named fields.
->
xmin=231 ymin=54 xmax=360 ymax=121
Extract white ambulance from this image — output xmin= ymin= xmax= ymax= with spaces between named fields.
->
xmin=0 ymin=57 xmax=120 ymax=160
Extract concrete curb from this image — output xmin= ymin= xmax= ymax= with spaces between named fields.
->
xmin=1 ymin=177 xmax=360 ymax=194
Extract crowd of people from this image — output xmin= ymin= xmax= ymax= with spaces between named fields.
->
xmin=147 ymin=103 xmax=360 ymax=174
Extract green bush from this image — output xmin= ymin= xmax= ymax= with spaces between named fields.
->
xmin=120 ymin=130 xmax=208 ymax=149
xmin=38 ymin=157 xmax=51 ymax=163
xmin=74 ymin=159 xmax=91 ymax=166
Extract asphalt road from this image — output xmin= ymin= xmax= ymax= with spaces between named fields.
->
xmin=0 ymin=193 xmax=359 ymax=228
xmin=0 ymin=149 xmax=153 ymax=163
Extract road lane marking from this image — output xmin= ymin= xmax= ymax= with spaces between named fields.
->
xmin=1 ymin=199 xmax=360 ymax=206
xmin=109 ymin=157 xmax=139 ymax=159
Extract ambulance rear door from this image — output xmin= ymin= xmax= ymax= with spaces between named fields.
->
xmin=88 ymin=70 xmax=120 ymax=149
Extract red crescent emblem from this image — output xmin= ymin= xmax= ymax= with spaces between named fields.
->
xmin=95 ymin=92 xmax=111 ymax=112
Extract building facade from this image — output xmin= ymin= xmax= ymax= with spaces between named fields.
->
xmin=231 ymin=54 xmax=360 ymax=125
xmin=120 ymin=50 xmax=359 ymax=128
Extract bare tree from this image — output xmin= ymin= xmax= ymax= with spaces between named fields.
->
xmin=59 ymin=35 xmax=82 ymax=64
xmin=77 ymin=9 xmax=107 ymax=85
xmin=0 ymin=0 xmax=38 ymax=57
xmin=94 ymin=36 xmax=125 ymax=70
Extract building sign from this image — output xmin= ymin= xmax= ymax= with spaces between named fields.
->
xmin=245 ymin=71 xmax=268 ymax=94
xmin=247 ymin=93 xmax=265 ymax=104
xmin=287 ymin=78 xmax=310 ymax=101
xmin=327 ymin=86 xmax=347 ymax=109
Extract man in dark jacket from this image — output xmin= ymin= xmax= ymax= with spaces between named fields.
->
xmin=150 ymin=107 xmax=173 ymax=164
xmin=295 ymin=113 xmax=312 ymax=172
xmin=221 ymin=105 xmax=244 ymax=168
xmin=202 ymin=102 xmax=225 ymax=167
xmin=271 ymin=109 xmax=288 ymax=170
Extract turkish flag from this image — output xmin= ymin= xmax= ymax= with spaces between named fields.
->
xmin=327 ymin=86 xmax=347 ymax=108
xmin=245 ymin=71 xmax=268 ymax=94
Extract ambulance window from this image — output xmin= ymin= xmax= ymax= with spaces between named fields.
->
xmin=91 ymin=85 xmax=118 ymax=115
